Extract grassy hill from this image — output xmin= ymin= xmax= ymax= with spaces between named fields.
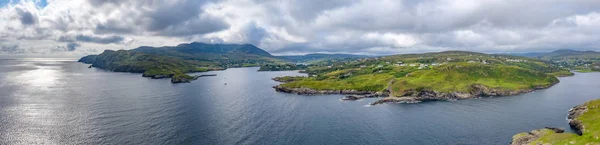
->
xmin=278 ymin=53 xmax=369 ymax=63
xmin=132 ymin=42 xmax=284 ymax=68
xmin=79 ymin=43 xmax=286 ymax=83
xmin=79 ymin=42 xmax=380 ymax=83
xmin=511 ymin=99 xmax=600 ymax=145
xmin=275 ymin=51 xmax=570 ymax=102
xmin=513 ymin=49 xmax=600 ymax=72
xmin=257 ymin=53 xmax=371 ymax=71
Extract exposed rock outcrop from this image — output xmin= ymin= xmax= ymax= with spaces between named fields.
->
xmin=170 ymin=74 xmax=217 ymax=83
xmin=142 ymin=73 xmax=175 ymax=79
xmin=171 ymin=76 xmax=199 ymax=83
xmin=510 ymin=127 xmax=565 ymax=145
xmin=341 ymin=94 xmax=383 ymax=101
xmin=509 ymin=101 xmax=596 ymax=145
xmin=273 ymin=86 xmax=381 ymax=96
xmin=568 ymin=104 xmax=588 ymax=135
xmin=369 ymin=83 xmax=555 ymax=105
xmin=275 ymin=82 xmax=557 ymax=105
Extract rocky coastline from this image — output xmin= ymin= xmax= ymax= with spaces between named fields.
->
xmin=369 ymin=83 xmax=556 ymax=105
xmin=274 ymin=82 xmax=557 ymax=105
xmin=142 ymin=73 xmax=217 ymax=83
xmin=273 ymin=85 xmax=382 ymax=96
xmin=567 ymin=104 xmax=587 ymax=135
xmin=171 ymin=74 xmax=217 ymax=83
xmin=510 ymin=103 xmax=590 ymax=145
xmin=510 ymin=127 xmax=566 ymax=145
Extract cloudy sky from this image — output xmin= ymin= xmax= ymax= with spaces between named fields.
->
xmin=0 ymin=0 xmax=599 ymax=57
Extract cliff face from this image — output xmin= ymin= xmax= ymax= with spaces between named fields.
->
xmin=567 ymin=104 xmax=588 ymax=135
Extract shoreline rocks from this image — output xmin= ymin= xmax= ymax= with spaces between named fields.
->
xmin=510 ymin=102 xmax=594 ymax=145
xmin=274 ymin=82 xmax=557 ymax=105
xmin=510 ymin=127 xmax=566 ymax=145
xmin=341 ymin=94 xmax=383 ymax=101
xmin=170 ymin=74 xmax=217 ymax=83
xmin=568 ymin=104 xmax=588 ymax=135
xmin=273 ymin=85 xmax=380 ymax=96
xmin=369 ymin=83 xmax=554 ymax=105
xmin=143 ymin=74 xmax=175 ymax=79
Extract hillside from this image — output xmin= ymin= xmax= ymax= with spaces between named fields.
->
xmin=79 ymin=43 xmax=285 ymax=83
xmin=513 ymin=49 xmax=600 ymax=72
xmin=132 ymin=42 xmax=283 ymax=68
xmin=258 ymin=53 xmax=371 ymax=71
xmin=278 ymin=53 xmax=369 ymax=63
xmin=274 ymin=51 xmax=571 ymax=104
xmin=511 ymin=99 xmax=600 ymax=145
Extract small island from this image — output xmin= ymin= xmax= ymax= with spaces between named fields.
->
xmin=273 ymin=51 xmax=572 ymax=104
xmin=511 ymin=99 xmax=600 ymax=145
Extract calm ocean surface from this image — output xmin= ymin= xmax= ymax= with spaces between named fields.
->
xmin=0 ymin=59 xmax=599 ymax=145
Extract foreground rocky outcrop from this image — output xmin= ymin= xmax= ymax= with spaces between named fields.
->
xmin=510 ymin=99 xmax=599 ymax=145
xmin=511 ymin=127 xmax=565 ymax=145
xmin=567 ymin=104 xmax=588 ymax=135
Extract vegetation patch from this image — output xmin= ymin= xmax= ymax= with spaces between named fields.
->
xmin=511 ymin=99 xmax=600 ymax=145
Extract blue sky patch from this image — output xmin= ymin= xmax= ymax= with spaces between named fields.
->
xmin=0 ymin=0 xmax=47 ymax=8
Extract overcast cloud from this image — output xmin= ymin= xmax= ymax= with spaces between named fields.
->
xmin=0 ymin=0 xmax=599 ymax=56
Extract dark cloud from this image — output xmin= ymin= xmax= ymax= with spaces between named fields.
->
xmin=145 ymin=0 xmax=208 ymax=31
xmin=286 ymin=0 xmax=358 ymax=21
xmin=58 ymin=35 xmax=125 ymax=44
xmin=74 ymin=35 xmax=124 ymax=44
xmin=66 ymin=43 xmax=80 ymax=51
xmin=94 ymin=20 xmax=134 ymax=34
xmin=241 ymin=22 xmax=268 ymax=45
xmin=157 ymin=14 xmax=229 ymax=36
xmin=87 ymin=0 xmax=226 ymax=36
xmin=0 ymin=45 xmax=24 ymax=53
xmin=2 ymin=0 xmax=600 ymax=55
xmin=15 ymin=8 xmax=36 ymax=25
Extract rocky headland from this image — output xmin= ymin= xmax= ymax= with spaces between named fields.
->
xmin=510 ymin=99 xmax=599 ymax=145
xmin=274 ymin=82 xmax=557 ymax=105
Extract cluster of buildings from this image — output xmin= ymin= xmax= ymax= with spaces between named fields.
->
xmin=506 ymin=59 xmax=527 ymax=62
xmin=387 ymin=61 xmax=445 ymax=69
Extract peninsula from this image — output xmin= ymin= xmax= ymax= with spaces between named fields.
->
xmin=78 ymin=42 xmax=285 ymax=83
xmin=273 ymin=51 xmax=572 ymax=104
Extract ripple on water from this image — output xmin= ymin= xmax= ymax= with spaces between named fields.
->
xmin=1 ymin=60 xmax=600 ymax=145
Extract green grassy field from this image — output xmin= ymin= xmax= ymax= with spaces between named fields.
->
xmin=277 ymin=51 xmax=566 ymax=95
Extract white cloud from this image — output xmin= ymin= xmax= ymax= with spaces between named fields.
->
xmin=1 ymin=0 xmax=600 ymax=56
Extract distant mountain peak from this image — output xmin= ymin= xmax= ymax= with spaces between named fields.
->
xmin=552 ymin=49 xmax=579 ymax=53
xmin=134 ymin=42 xmax=273 ymax=57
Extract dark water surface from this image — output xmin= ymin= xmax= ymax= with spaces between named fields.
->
xmin=1 ymin=59 xmax=599 ymax=145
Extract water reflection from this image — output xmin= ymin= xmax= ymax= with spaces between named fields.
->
xmin=1 ymin=59 xmax=600 ymax=145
